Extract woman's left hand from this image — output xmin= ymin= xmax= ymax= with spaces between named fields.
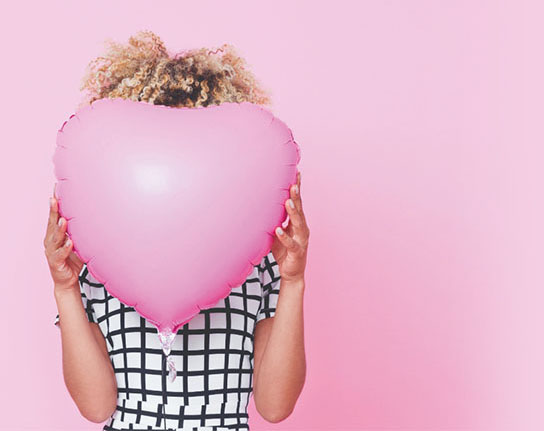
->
xmin=271 ymin=171 xmax=310 ymax=284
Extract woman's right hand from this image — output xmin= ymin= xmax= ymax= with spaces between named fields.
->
xmin=44 ymin=183 xmax=84 ymax=292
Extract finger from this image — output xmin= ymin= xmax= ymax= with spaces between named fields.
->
xmin=46 ymin=213 xmax=67 ymax=252
xmin=68 ymin=250 xmax=84 ymax=268
xmin=284 ymin=197 xmax=305 ymax=233
xmin=284 ymin=214 xmax=295 ymax=236
xmin=50 ymin=236 xmax=73 ymax=269
xmin=47 ymin=189 xmax=59 ymax=230
xmin=274 ymin=226 xmax=300 ymax=253
xmin=290 ymin=183 xmax=302 ymax=212
xmin=45 ymin=194 xmax=60 ymax=249
xmin=289 ymin=182 xmax=307 ymax=227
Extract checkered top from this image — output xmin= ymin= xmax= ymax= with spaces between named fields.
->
xmin=54 ymin=251 xmax=281 ymax=431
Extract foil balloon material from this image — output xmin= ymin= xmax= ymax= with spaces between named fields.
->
xmin=53 ymin=98 xmax=300 ymax=381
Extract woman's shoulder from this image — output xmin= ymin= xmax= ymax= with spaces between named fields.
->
xmin=257 ymin=250 xmax=281 ymax=288
xmin=78 ymin=264 xmax=108 ymax=299
xmin=257 ymin=250 xmax=277 ymax=271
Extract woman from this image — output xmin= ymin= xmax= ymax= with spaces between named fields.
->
xmin=46 ymin=30 xmax=309 ymax=431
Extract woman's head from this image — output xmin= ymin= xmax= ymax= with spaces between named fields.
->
xmin=78 ymin=30 xmax=271 ymax=110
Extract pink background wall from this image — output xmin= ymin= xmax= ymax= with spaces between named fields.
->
xmin=1 ymin=1 xmax=542 ymax=430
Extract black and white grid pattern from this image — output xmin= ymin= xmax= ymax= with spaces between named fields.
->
xmin=54 ymin=251 xmax=281 ymax=431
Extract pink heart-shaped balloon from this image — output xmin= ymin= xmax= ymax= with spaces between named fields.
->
xmin=53 ymin=98 xmax=300 ymax=337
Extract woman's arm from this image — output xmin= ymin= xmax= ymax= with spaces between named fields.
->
xmin=253 ymin=171 xmax=309 ymax=422
xmin=55 ymin=287 xmax=118 ymax=422
xmin=46 ymin=185 xmax=117 ymax=422
xmin=253 ymin=279 xmax=306 ymax=422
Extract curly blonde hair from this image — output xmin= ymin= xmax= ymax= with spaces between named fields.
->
xmin=78 ymin=30 xmax=271 ymax=110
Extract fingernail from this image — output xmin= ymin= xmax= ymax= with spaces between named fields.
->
xmin=276 ymin=227 xmax=284 ymax=235
xmin=58 ymin=218 xmax=63 ymax=227
xmin=65 ymin=239 xmax=71 ymax=247
xmin=294 ymin=185 xmax=299 ymax=195
xmin=288 ymin=199 xmax=295 ymax=209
